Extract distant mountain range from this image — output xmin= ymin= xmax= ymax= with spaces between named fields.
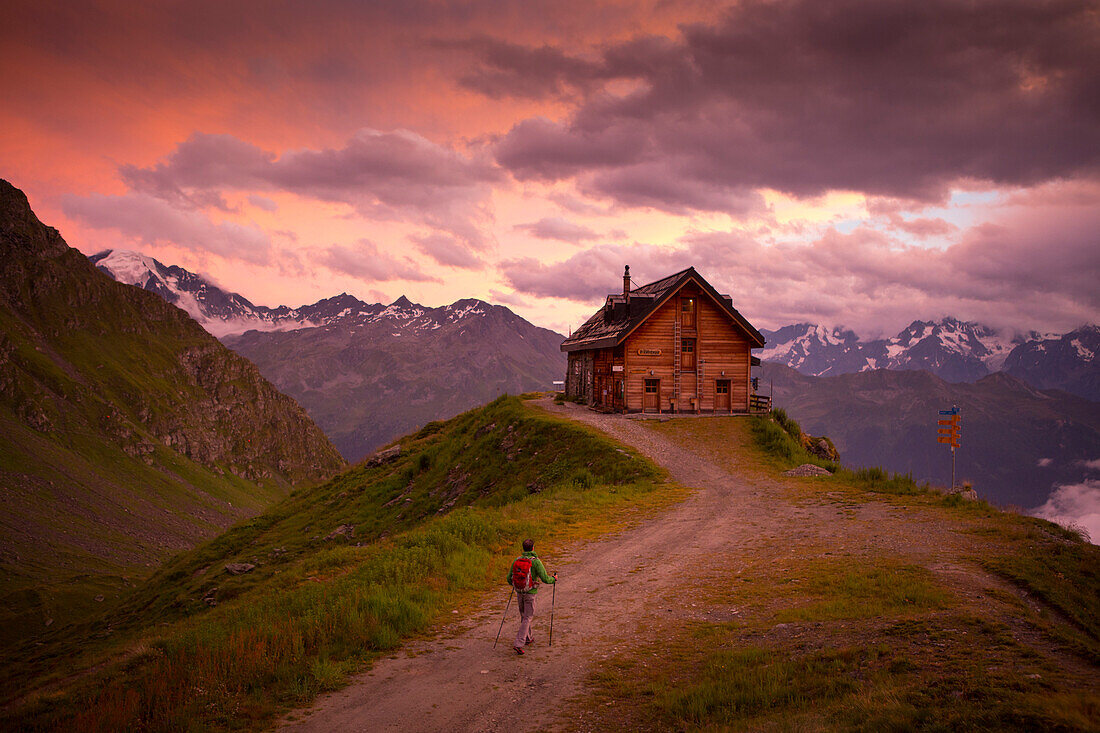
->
xmin=762 ymin=363 xmax=1100 ymax=509
xmin=90 ymin=249 xmax=350 ymax=338
xmin=0 ymin=182 xmax=344 ymax=642
xmin=760 ymin=319 xmax=1098 ymax=400
xmin=90 ymin=249 xmax=1097 ymax=500
xmin=93 ymin=249 xmax=567 ymax=460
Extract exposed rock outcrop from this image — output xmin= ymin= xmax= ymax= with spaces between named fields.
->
xmin=0 ymin=178 xmax=345 ymax=485
xmin=784 ymin=464 xmax=834 ymax=477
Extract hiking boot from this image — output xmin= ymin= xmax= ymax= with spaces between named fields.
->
xmin=514 ymin=646 xmax=525 ymax=655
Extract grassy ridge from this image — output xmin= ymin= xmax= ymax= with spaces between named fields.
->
xmin=5 ymin=396 xmax=680 ymax=731
xmin=581 ymin=413 xmax=1100 ymax=731
xmin=755 ymin=408 xmax=1099 ymax=651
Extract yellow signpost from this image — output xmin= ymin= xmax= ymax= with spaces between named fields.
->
xmin=937 ymin=407 xmax=961 ymax=487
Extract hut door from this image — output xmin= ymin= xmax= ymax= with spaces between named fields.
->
xmin=643 ymin=379 xmax=659 ymax=411
xmin=716 ymin=380 xmax=731 ymax=411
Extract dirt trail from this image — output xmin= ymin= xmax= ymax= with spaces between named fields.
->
xmin=279 ymin=400 xmax=1012 ymax=732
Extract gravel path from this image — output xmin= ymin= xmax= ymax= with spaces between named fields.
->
xmin=278 ymin=399 xmax=1051 ymax=732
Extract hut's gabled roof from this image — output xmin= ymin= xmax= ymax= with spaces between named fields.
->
xmin=560 ymin=266 xmax=765 ymax=352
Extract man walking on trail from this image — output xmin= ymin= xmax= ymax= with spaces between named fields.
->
xmin=507 ymin=538 xmax=556 ymax=655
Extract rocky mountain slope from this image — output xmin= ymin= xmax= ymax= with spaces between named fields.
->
xmin=223 ymin=296 xmax=566 ymax=460
xmin=0 ymin=180 xmax=345 ymax=641
xmin=761 ymin=362 xmax=1100 ymax=508
xmin=88 ymin=249 xmax=285 ymax=337
xmin=89 ymin=248 xmax=387 ymax=338
xmin=760 ymin=319 xmax=1097 ymax=399
xmin=1003 ymin=325 xmax=1100 ymax=401
xmin=92 ymin=249 xmax=567 ymax=460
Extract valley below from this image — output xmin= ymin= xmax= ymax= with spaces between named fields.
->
xmin=761 ymin=363 xmax=1100 ymax=512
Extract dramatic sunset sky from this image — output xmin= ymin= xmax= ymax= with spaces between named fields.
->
xmin=2 ymin=0 xmax=1097 ymax=336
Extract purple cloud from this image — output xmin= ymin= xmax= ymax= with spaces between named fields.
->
xmin=248 ymin=194 xmax=279 ymax=212
xmin=122 ymin=129 xmax=501 ymax=246
xmin=447 ymin=36 xmax=606 ymax=100
xmin=409 ymin=232 xmax=485 ymax=269
xmin=495 ymin=117 xmax=645 ymax=181
xmin=513 ymin=216 xmax=599 ymax=243
xmin=485 ymin=0 xmax=1100 ymax=213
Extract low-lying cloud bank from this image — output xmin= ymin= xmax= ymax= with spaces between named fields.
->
xmin=1032 ymin=478 xmax=1100 ymax=545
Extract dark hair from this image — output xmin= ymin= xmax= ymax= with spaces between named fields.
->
xmin=522 ymin=538 xmax=534 ymax=551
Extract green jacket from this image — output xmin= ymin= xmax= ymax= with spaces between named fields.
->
xmin=506 ymin=550 xmax=555 ymax=594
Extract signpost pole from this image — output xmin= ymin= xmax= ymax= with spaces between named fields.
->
xmin=938 ymin=405 xmax=960 ymax=489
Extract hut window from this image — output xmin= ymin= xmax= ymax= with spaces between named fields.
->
xmin=681 ymin=338 xmax=696 ymax=368
xmin=681 ymin=297 xmax=696 ymax=327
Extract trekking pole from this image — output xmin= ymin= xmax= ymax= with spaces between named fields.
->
xmin=549 ymin=579 xmax=556 ymax=647
xmin=494 ymin=587 xmax=514 ymax=648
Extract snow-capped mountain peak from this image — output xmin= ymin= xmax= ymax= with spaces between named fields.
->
xmin=758 ymin=323 xmax=863 ymax=376
xmin=878 ymin=318 xmax=1021 ymax=374
xmin=90 ymin=249 xmax=163 ymax=287
xmin=90 ymin=250 xmax=517 ymax=341
xmin=760 ymin=317 xmax=1098 ymax=398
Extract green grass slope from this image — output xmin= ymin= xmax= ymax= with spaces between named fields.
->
xmin=583 ymin=412 xmax=1100 ymax=731
xmin=7 ymin=400 xmax=1096 ymax=732
xmin=3 ymin=396 xmax=674 ymax=731
xmin=0 ymin=180 xmax=345 ymax=647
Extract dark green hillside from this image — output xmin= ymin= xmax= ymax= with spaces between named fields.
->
xmin=0 ymin=180 xmax=345 ymax=644
xmin=2 ymin=396 xmax=671 ymax=730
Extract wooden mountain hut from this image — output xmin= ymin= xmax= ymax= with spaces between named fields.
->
xmin=561 ymin=266 xmax=767 ymax=413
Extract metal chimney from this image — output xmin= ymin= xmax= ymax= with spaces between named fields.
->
xmin=623 ymin=265 xmax=630 ymax=311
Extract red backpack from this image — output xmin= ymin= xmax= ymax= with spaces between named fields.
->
xmin=511 ymin=557 xmax=536 ymax=592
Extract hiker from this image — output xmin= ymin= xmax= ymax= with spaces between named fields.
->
xmin=506 ymin=538 xmax=556 ymax=655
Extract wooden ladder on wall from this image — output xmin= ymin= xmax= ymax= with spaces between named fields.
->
xmin=696 ymin=349 xmax=704 ymax=412
xmin=673 ymin=317 xmax=681 ymax=408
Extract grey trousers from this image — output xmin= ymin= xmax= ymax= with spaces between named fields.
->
xmin=514 ymin=592 xmax=536 ymax=648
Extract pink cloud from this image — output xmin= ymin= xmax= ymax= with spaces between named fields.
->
xmin=502 ymin=190 xmax=1100 ymax=335
xmin=888 ymin=216 xmax=958 ymax=238
xmin=61 ymin=192 xmax=272 ymax=265
xmin=319 ymin=240 xmax=440 ymax=283
xmin=513 ymin=216 xmax=599 ymax=243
